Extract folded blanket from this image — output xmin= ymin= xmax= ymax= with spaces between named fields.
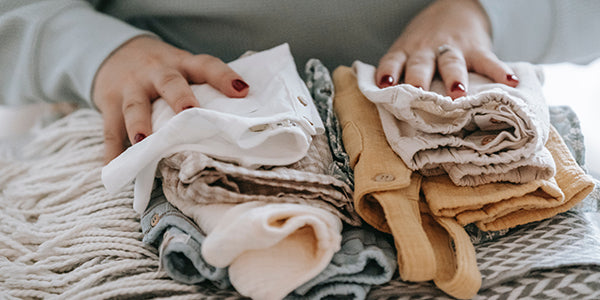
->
xmin=354 ymin=61 xmax=554 ymax=186
xmin=101 ymin=43 xmax=325 ymax=213
xmin=178 ymin=201 xmax=342 ymax=300
xmin=285 ymin=227 xmax=397 ymax=300
xmin=158 ymin=133 xmax=361 ymax=226
xmin=423 ymin=126 xmax=595 ymax=231
xmin=332 ymin=66 xmax=480 ymax=299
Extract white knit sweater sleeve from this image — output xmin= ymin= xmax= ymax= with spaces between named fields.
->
xmin=0 ymin=0 xmax=152 ymax=107
xmin=479 ymin=0 xmax=600 ymax=64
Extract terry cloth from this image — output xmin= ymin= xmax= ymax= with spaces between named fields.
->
xmin=423 ymin=126 xmax=595 ymax=231
xmin=332 ymin=66 xmax=480 ymax=299
xmin=159 ymin=133 xmax=361 ymax=226
xmin=101 ymin=43 xmax=325 ymax=213
xmin=354 ymin=60 xmax=554 ymax=186
xmin=140 ymin=183 xmax=229 ymax=288
xmin=185 ymin=201 xmax=342 ymax=300
xmin=285 ymin=227 xmax=397 ymax=300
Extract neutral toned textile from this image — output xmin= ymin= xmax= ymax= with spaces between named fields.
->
xmin=101 ymin=44 xmax=325 ymax=213
xmin=332 ymin=66 xmax=480 ymax=299
xmin=355 ymin=60 xmax=553 ymax=186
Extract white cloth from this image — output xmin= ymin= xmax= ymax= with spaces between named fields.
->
xmin=354 ymin=61 xmax=555 ymax=186
xmin=188 ymin=201 xmax=342 ymax=300
xmin=102 ymin=43 xmax=325 ymax=212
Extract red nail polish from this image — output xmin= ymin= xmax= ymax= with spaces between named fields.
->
xmin=506 ymin=74 xmax=519 ymax=83
xmin=232 ymin=79 xmax=249 ymax=92
xmin=379 ymin=75 xmax=394 ymax=87
xmin=451 ymin=81 xmax=466 ymax=93
xmin=134 ymin=133 xmax=146 ymax=144
xmin=183 ymin=105 xmax=194 ymax=110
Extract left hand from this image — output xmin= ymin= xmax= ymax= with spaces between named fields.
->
xmin=376 ymin=0 xmax=519 ymax=99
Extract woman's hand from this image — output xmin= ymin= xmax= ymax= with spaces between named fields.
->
xmin=376 ymin=0 xmax=519 ymax=98
xmin=92 ymin=36 xmax=249 ymax=164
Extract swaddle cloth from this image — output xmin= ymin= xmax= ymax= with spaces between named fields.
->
xmin=102 ymin=43 xmax=325 ymax=213
xmin=285 ymin=227 xmax=397 ymax=300
xmin=159 ymin=133 xmax=361 ymax=226
xmin=140 ymin=183 xmax=229 ymax=287
xmin=423 ymin=126 xmax=595 ymax=231
xmin=180 ymin=201 xmax=342 ymax=300
xmin=354 ymin=60 xmax=554 ymax=186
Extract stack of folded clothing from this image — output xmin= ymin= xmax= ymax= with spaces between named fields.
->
xmin=103 ymin=44 xmax=398 ymax=300
xmin=332 ymin=63 xmax=595 ymax=299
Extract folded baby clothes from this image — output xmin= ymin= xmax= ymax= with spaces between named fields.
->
xmin=423 ymin=126 xmax=595 ymax=231
xmin=285 ymin=227 xmax=397 ymax=300
xmin=354 ymin=60 xmax=554 ymax=186
xmin=101 ymin=43 xmax=325 ymax=213
xmin=159 ymin=133 xmax=361 ymax=226
xmin=140 ymin=183 xmax=229 ymax=288
xmin=332 ymin=66 xmax=480 ymax=299
xmin=171 ymin=201 xmax=341 ymax=300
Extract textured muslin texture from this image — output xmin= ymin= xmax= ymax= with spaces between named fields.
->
xmin=354 ymin=60 xmax=554 ymax=186
xmin=332 ymin=66 xmax=480 ymax=299
xmin=101 ymin=43 xmax=325 ymax=213
xmin=182 ymin=201 xmax=342 ymax=300
xmin=158 ymin=133 xmax=361 ymax=226
xmin=423 ymin=126 xmax=595 ymax=231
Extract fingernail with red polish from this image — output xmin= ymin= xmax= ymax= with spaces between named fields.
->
xmin=451 ymin=81 xmax=466 ymax=93
xmin=232 ymin=79 xmax=249 ymax=92
xmin=379 ymin=75 xmax=394 ymax=87
xmin=134 ymin=133 xmax=146 ymax=144
xmin=183 ymin=105 xmax=194 ymax=110
xmin=506 ymin=74 xmax=519 ymax=84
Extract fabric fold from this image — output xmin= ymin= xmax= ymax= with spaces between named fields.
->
xmin=354 ymin=60 xmax=554 ymax=186
xmin=140 ymin=184 xmax=229 ymax=288
xmin=178 ymin=201 xmax=342 ymax=300
xmin=285 ymin=227 xmax=397 ymax=300
xmin=423 ymin=126 xmax=595 ymax=231
xmin=158 ymin=133 xmax=361 ymax=226
xmin=332 ymin=66 xmax=481 ymax=299
xmin=101 ymin=43 xmax=325 ymax=213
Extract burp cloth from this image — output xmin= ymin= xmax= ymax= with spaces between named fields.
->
xmin=285 ymin=227 xmax=397 ymax=300
xmin=101 ymin=43 xmax=325 ymax=213
xmin=423 ymin=126 xmax=595 ymax=231
xmin=159 ymin=133 xmax=361 ymax=225
xmin=332 ymin=66 xmax=481 ymax=299
xmin=185 ymin=201 xmax=342 ymax=300
xmin=354 ymin=60 xmax=554 ymax=186
xmin=140 ymin=184 xmax=229 ymax=287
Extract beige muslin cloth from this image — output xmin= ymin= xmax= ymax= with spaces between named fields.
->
xmin=333 ymin=66 xmax=480 ymax=299
xmin=158 ymin=133 xmax=361 ymax=226
xmin=354 ymin=61 xmax=554 ymax=187
xmin=423 ymin=125 xmax=595 ymax=231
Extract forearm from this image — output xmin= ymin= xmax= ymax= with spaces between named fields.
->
xmin=480 ymin=0 xmax=600 ymax=64
xmin=0 ymin=0 xmax=153 ymax=107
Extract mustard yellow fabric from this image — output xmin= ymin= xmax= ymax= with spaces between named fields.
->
xmin=422 ymin=126 xmax=595 ymax=231
xmin=332 ymin=66 xmax=480 ymax=299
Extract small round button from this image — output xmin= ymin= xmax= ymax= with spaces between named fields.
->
xmin=150 ymin=213 xmax=160 ymax=226
xmin=373 ymin=173 xmax=395 ymax=182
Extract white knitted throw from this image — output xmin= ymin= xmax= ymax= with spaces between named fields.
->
xmin=0 ymin=109 xmax=240 ymax=299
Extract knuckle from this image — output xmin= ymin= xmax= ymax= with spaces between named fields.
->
xmin=156 ymin=71 xmax=183 ymax=88
xmin=122 ymin=97 xmax=147 ymax=116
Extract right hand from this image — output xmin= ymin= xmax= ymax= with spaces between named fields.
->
xmin=92 ymin=36 xmax=249 ymax=164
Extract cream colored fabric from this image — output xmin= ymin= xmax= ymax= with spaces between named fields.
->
xmin=423 ymin=126 xmax=595 ymax=231
xmin=332 ymin=66 xmax=480 ymax=299
xmin=354 ymin=61 xmax=554 ymax=187
xmin=180 ymin=201 xmax=342 ymax=300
